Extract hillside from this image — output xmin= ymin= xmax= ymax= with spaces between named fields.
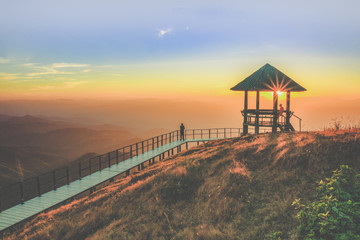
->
xmin=5 ymin=129 xmax=360 ymax=240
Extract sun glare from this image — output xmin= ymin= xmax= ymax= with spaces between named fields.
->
xmin=276 ymin=91 xmax=283 ymax=96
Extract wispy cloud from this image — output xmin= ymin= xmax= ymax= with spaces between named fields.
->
xmin=31 ymin=81 xmax=87 ymax=91
xmin=63 ymin=81 xmax=87 ymax=88
xmin=27 ymin=62 xmax=89 ymax=76
xmin=158 ymin=28 xmax=173 ymax=37
xmin=52 ymin=63 xmax=88 ymax=68
xmin=113 ymin=73 xmax=123 ymax=77
xmin=31 ymin=85 xmax=56 ymax=91
xmin=23 ymin=63 xmax=37 ymax=67
xmin=0 ymin=57 xmax=10 ymax=63
xmin=28 ymin=67 xmax=72 ymax=76
xmin=0 ymin=73 xmax=19 ymax=81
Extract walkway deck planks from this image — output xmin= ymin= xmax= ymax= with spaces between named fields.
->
xmin=0 ymin=137 xmax=228 ymax=233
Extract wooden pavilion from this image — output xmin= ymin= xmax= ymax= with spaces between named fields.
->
xmin=231 ymin=63 xmax=306 ymax=134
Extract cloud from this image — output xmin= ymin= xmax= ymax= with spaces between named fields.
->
xmin=158 ymin=28 xmax=173 ymax=37
xmin=0 ymin=73 xmax=19 ymax=81
xmin=52 ymin=63 xmax=88 ymax=68
xmin=0 ymin=57 xmax=10 ymax=63
xmin=27 ymin=62 xmax=88 ymax=76
xmin=82 ymin=69 xmax=92 ymax=73
xmin=113 ymin=73 xmax=123 ymax=77
xmin=23 ymin=63 xmax=37 ymax=67
xmin=63 ymin=81 xmax=87 ymax=88
xmin=31 ymin=81 xmax=87 ymax=91
xmin=28 ymin=67 xmax=73 ymax=76
xmin=31 ymin=85 xmax=56 ymax=91
xmin=98 ymin=65 xmax=113 ymax=68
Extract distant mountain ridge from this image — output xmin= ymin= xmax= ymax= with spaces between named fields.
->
xmin=0 ymin=114 xmax=170 ymax=188
xmin=0 ymin=114 xmax=13 ymax=123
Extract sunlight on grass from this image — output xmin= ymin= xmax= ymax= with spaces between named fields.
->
xmin=5 ymin=128 xmax=360 ymax=240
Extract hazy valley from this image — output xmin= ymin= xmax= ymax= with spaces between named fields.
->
xmin=0 ymin=114 xmax=168 ymax=188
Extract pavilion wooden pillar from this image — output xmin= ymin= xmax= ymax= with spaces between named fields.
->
xmin=243 ymin=90 xmax=248 ymax=134
xmin=272 ymin=91 xmax=278 ymax=133
xmin=286 ymin=91 xmax=291 ymax=128
xmin=255 ymin=90 xmax=260 ymax=134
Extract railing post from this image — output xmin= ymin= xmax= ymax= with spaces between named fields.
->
xmin=89 ymin=158 xmax=92 ymax=174
xmin=177 ymin=130 xmax=179 ymax=140
xmin=224 ymin=128 xmax=226 ymax=138
xmin=161 ymin=135 xmax=163 ymax=146
xmin=136 ymin=143 xmax=139 ymax=156
xmin=19 ymin=182 xmax=24 ymax=204
xmin=130 ymin=145 xmax=133 ymax=158
xmin=53 ymin=170 xmax=56 ymax=190
xmin=122 ymin=148 xmax=125 ymax=161
xmin=142 ymin=141 xmax=144 ymax=154
xmin=78 ymin=162 xmax=82 ymax=179
xmin=201 ymin=129 xmax=203 ymax=138
xmin=209 ymin=129 xmax=211 ymax=139
xmin=66 ymin=167 xmax=70 ymax=185
xmin=186 ymin=142 xmax=188 ymax=149
xmin=157 ymin=136 xmax=159 ymax=147
xmin=116 ymin=150 xmax=119 ymax=164
xmin=108 ymin=152 xmax=111 ymax=168
xmin=99 ymin=156 xmax=102 ymax=171
xmin=169 ymin=133 xmax=172 ymax=143
xmin=37 ymin=176 xmax=41 ymax=196
xmin=152 ymin=138 xmax=155 ymax=150
xmin=230 ymin=128 xmax=232 ymax=137
xmin=193 ymin=129 xmax=195 ymax=139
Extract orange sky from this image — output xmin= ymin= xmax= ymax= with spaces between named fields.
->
xmin=1 ymin=1 xmax=359 ymax=131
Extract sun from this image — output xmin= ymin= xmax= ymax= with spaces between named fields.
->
xmin=276 ymin=91 xmax=283 ymax=96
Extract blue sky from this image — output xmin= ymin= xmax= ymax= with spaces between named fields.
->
xmin=0 ymin=0 xmax=359 ymax=100
xmin=1 ymin=0 xmax=359 ymax=63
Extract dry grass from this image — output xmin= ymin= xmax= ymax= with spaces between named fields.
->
xmin=4 ymin=128 xmax=360 ymax=240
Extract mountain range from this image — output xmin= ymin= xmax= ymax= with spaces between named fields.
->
xmin=0 ymin=114 xmax=168 ymax=188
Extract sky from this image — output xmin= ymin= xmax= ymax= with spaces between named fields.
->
xmin=0 ymin=0 xmax=359 ymax=130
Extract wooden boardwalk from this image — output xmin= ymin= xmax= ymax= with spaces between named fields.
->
xmin=0 ymin=136 xmax=231 ymax=234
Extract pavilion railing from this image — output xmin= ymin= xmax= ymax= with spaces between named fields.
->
xmin=242 ymin=109 xmax=302 ymax=131
xmin=0 ymin=128 xmax=240 ymax=213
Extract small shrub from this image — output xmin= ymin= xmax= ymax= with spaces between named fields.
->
xmin=293 ymin=165 xmax=360 ymax=239
xmin=269 ymin=231 xmax=282 ymax=240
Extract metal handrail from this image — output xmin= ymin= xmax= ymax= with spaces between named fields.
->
xmin=0 ymin=128 xmax=241 ymax=213
xmin=292 ymin=113 xmax=302 ymax=121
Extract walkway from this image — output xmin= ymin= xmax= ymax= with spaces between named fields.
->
xmin=0 ymin=129 xmax=240 ymax=234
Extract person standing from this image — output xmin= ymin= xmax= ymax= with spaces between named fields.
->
xmin=278 ymin=104 xmax=285 ymax=118
xmin=180 ymin=123 xmax=185 ymax=141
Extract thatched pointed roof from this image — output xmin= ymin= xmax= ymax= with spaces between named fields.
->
xmin=230 ymin=63 xmax=306 ymax=92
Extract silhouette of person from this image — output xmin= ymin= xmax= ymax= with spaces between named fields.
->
xmin=278 ymin=104 xmax=285 ymax=118
xmin=180 ymin=123 xmax=185 ymax=141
